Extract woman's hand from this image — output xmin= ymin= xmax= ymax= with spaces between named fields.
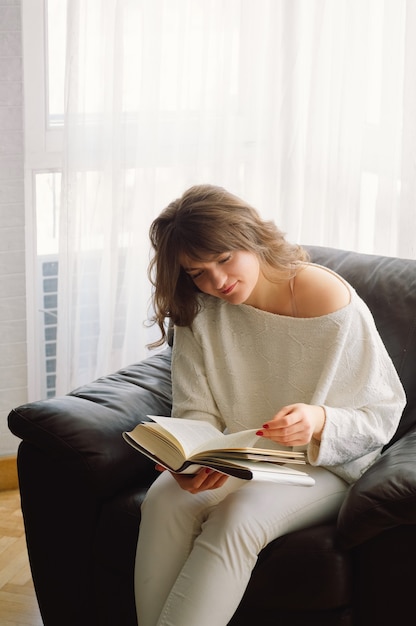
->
xmin=155 ymin=465 xmax=229 ymax=494
xmin=256 ymin=403 xmax=326 ymax=446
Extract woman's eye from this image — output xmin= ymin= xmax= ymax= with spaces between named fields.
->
xmin=219 ymin=254 xmax=232 ymax=264
xmin=190 ymin=271 xmax=203 ymax=280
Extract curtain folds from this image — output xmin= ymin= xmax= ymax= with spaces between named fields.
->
xmin=56 ymin=0 xmax=416 ymax=394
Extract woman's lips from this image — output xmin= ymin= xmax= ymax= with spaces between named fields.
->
xmin=221 ymin=282 xmax=237 ymax=295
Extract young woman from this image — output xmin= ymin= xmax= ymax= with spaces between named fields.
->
xmin=135 ymin=184 xmax=406 ymax=626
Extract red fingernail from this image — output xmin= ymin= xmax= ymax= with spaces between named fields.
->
xmin=205 ymin=468 xmax=211 ymax=474
xmin=256 ymin=430 xmax=263 ymax=436
xmin=262 ymin=424 xmax=269 ymax=429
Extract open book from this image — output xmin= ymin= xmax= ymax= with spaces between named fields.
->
xmin=123 ymin=415 xmax=315 ymax=486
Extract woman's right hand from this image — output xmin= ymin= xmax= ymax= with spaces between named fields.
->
xmin=155 ymin=465 xmax=229 ymax=494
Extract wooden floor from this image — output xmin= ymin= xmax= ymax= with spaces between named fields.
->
xmin=0 ymin=489 xmax=43 ymax=625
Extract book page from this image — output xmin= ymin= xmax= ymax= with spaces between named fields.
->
xmin=197 ymin=450 xmax=305 ymax=464
xmin=147 ymin=415 xmax=260 ymax=457
xmin=145 ymin=416 xmax=225 ymax=457
xmin=124 ymin=426 xmax=186 ymax=469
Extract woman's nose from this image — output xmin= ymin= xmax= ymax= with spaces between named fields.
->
xmin=210 ymin=267 xmax=226 ymax=290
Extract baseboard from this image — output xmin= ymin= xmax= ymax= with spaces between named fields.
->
xmin=0 ymin=455 xmax=18 ymax=491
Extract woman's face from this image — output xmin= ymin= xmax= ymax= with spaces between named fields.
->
xmin=180 ymin=250 xmax=261 ymax=305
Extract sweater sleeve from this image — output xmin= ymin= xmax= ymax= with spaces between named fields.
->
xmin=171 ymin=324 xmax=226 ymax=432
xmin=307 ymin=298 xmax=406 ymax=482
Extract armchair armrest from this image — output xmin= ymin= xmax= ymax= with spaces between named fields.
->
xmin=337 ymin=423 xmax=416 ymax=549
xmin=8 ymin=349 xmax=172 ymax=498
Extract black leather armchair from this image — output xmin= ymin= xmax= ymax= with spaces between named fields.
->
xmin=8 ymin=246 xmax=416 ymax=626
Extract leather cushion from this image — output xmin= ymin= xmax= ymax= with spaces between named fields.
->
xmin=337 ymin=426 xmax=416 ymax=548
xmin=8 ymin=349 xmax=172 ymax=497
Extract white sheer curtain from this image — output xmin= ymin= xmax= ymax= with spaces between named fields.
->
xmin=56 ymin=0 xmax=416 ymax=394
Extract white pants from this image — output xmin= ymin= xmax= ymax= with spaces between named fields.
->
xmin=135 ymin=465 xmax=348 ymax=626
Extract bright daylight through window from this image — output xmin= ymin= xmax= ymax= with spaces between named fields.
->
xmin=25 ymin=0 xmax=414 ymax=401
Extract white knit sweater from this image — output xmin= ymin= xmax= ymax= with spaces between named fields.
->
xmin=171 ymin=278 xmax=406 ymax=484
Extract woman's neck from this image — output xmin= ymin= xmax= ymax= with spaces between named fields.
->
xmin=244 ymin=270 xmax=295 ymax=316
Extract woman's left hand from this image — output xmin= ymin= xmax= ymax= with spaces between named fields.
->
xmin=256 ymin=403 xmax=326 ymax=446
xmin=155 ymin=465 xmax=229 ymax=494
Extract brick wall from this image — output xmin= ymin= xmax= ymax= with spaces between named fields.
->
xmin=0 ymin=0 xmax=27 ymax=456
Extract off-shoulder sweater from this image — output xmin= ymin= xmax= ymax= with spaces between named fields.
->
xmin=171 ymin=275 xmax=406 ymax=484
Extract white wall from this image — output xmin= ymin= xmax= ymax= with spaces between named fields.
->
xmin=0 ymin=0 xmax=27 ymax=456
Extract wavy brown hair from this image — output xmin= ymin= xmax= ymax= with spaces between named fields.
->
xmin=148 ymin=184 xmax=308 ymax=346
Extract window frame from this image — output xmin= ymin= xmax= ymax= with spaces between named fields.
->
xmin=22 ymin=0 xmax=63 ymax=399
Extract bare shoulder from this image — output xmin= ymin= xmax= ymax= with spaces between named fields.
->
xmin=293 ymin=264 xmax=351 ymax=318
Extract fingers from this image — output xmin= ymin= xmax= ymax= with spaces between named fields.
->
xmin=172 ymin=468 xmax=229 ymax=494
xmin=256 ymin=403 xmax=314 ymax=446
xmin=256 ymin=404 xmax=297 ymax=437
xmin=156 ymin=463 xmax=228 ymax=493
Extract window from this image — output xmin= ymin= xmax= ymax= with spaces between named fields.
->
xmin=23 ymin=0 xmax=415 ymax=399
